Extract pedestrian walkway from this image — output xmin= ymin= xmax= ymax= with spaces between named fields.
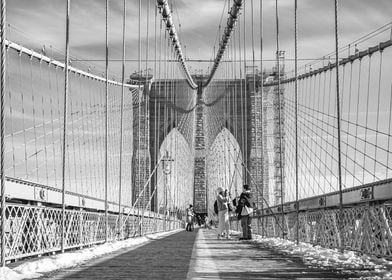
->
xmin=41 ymin=229 xmax=361 ymax=279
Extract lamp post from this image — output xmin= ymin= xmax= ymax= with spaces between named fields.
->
xmin=162 ymin=150 xmax=173 ymax=231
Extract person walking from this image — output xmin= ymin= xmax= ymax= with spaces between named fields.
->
xmin=236 ymin=184 xmax=253 ymax=240
xmin=216 ymin=187 xmax=231 ymax=239
xmin=186 ymin=204 xmax=194 ymax=231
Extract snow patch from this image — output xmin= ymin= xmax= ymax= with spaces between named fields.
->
xmin=251 ymin=236 xmax=392 ymax=279
xmin=2 ymin=229 xmax=183 ymax=280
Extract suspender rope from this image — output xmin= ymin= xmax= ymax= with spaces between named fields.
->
xmin=136 ymin=0 xmax=141 ymax=232
xmin=104 ymin=0 xmax=109 ymax=243
xmin=259 ymin=0 xmax=265 ymax=238
xmin=153 ymin=1 xmax=158 ymax=213
xmin=238 ymin=19 xmax=245 ymax=183
xmin=243 ymin=2 xmax=248 ymax=172
xmin=140 ymin=0 xmax=151 ymax=235
xmin=334 ymin=0 xmax=344 ymax=253
xmin=275 ymin=0 xmax=285 ymax=238
xmin=251 ymin=0 xmax=257 ymax=209
xmin=61 ymin=0 xmax=70 ymax=253
xmin=0 ymin=0 xmax=6 ymax=267
xmin=118 ymin=0 xmax=127 ymax=238
xmin=294 ymin=0 xmax=299 ymax=245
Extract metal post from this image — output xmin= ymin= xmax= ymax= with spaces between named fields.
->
xmin=61 ymin=0 xmax=70 ymax=253
xmin=104 ymin=0 xmax=109 ymax=243
xmin=0 ymin=0 xmax=6 ymax=268
xmin=334 ymin=0 xmax=344 ymax=252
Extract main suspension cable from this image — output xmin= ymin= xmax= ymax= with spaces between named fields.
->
xmin=156 ymin=0 xmax=197 ymax=89
xmin=204 ymin=0 xmax=244 ymax=88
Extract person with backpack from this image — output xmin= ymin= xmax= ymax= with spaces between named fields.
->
xmin=235 ymin=184 xmax=253 ymax=240
xmin=216 ymin=187 xmax=231 ymax=239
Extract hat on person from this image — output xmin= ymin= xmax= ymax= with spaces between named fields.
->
xmin=243 ymin=184 xmax=250 ymax=191
xmin=217 ymin=187 xmax=224 ymax=193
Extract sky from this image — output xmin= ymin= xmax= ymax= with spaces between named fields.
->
xmin=5 ymin=0 xmax=392 ymax=79
xmin=3 ymin=0 xmax=392 ymax=206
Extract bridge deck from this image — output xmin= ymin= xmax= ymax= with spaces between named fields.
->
xmin=40 ymin=229 xmax=360 ymax=280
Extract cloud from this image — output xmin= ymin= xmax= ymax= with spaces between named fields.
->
xmin=6 ymin=0 xmax=392 ymax=77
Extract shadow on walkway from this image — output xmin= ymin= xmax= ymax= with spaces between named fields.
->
xmin=56 ymin=230 xmax=198 ymax=280
xmin=45 ymin=228 xmax=362 ymax=279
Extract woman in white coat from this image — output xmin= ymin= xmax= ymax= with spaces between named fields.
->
xmin=216 ymin=187 xmax=231 ymax=239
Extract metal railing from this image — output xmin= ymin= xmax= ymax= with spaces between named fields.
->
xmin=230 ymin=180 xmax=392 ymax=258
xmin=3 ymin=200 xmax=183 ymax=261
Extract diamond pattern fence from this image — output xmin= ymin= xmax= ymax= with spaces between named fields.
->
xmin=4 ymin=203 xmax=182 ymax=261
xmin=231 ymin=203 xmax=392 ymax=258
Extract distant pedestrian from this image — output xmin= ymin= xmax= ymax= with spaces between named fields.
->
xmin=236 ymin=184 xmax=253 ymax=240
xmin=204 ymin=215 xmax=212 ymax=229
xmin=216 ymin=187 xmax=231 ymax=239
xmin=186 ymin=204 xmax=194 ymax=231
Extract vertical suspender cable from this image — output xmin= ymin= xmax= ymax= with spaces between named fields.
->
xmin=243 ymin=2 xmax=248 ymax=174
xmin=137 ymin=0 xmax=141 ymax=232
xmin=105 ymin=0 xmax=109 ymax=243
xmin=153 ymin=1 xmax=158 ymax=213
xmin=61 ymin=0 xmax=70 ymax=253
xmin=334 ymin=0 xmax=344 ymax=253
xmin=0 ymin=0 xmax=6 ymax=267
xmin=294 ymin=0 xmax=299 ymax=245
xmin=142 ymin=0 xmax=151 ymax=234
xmin=156 ymin=16 xmax=162 ymax=215
xmin=275 ymin=0 xmax=285 ymax=238
xmin=259 ymin=0 xmax=264 ymax=238
xmin=250 ymin=0 xmax=259 ymax=234
xmin=118 ymin=0 xmax=127 ymax=239
xmin=238 ymin=20 xmax=245 ymax=184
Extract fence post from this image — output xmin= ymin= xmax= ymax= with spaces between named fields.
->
xmin=79 ymin=207 xmax=83 ymax=248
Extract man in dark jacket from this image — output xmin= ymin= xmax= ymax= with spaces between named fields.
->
xmin=235 ymin=184 xmax=253 ymax=240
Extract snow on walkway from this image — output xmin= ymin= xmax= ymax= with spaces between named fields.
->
xmin=0 ymin=229 xmax=183 ymax=280
xmin=250 ymin=235 xmax=392 ymax=279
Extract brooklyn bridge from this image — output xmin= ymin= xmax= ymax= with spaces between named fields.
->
xmin=0 ymin=0 xmax=392 ymax=279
